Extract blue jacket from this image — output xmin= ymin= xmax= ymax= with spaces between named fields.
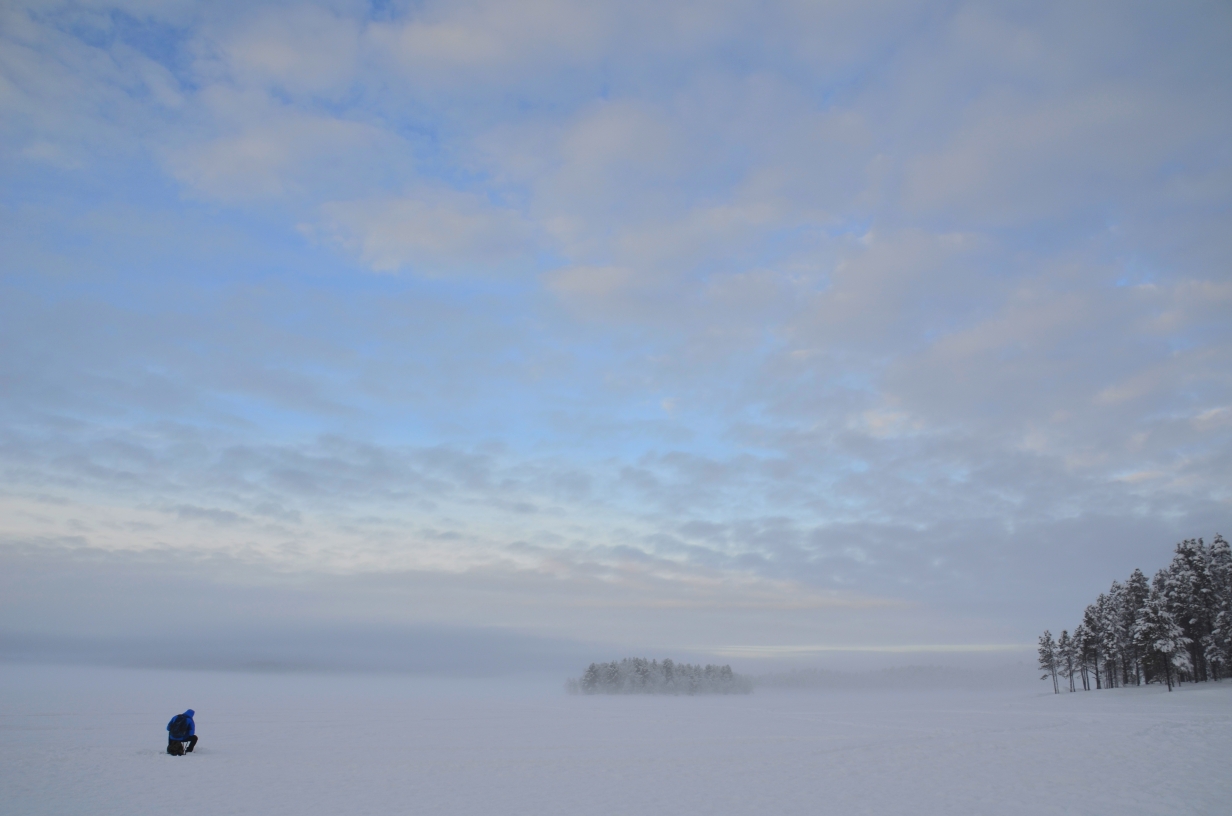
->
xmin=167 ymin=710 xmax=195 ymax=739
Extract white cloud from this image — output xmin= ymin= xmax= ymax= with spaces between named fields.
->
xmin=316 ymin=190 xmax=535 ymax=273
xmin=367 ymin=0 xmax=613 ymax=88
xmin=221 ymin=6 xmax=361 ymax=98
xmin=1193 ymin=407 xmax=1232 ymax=432
xmin=164 ymin=89 xmax=412 ymax=202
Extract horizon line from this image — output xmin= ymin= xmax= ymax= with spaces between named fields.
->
xmin=707 ymin=644 xmax=1033 ymax=657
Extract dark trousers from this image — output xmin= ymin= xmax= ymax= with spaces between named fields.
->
xmin=168 ymin=735 xmax=198 ymax=753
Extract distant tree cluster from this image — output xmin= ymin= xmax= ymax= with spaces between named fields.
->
xmin=567 ymin=658 xmax=753 ymax=695
xmin=1038 ymin=535 xmax=1231 ymax=693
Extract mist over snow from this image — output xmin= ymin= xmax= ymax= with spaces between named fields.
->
xmin=4 ymin=664 xmax=1232 ymax=816
xmin=1 ymin=0 xmax=1230 ymax=673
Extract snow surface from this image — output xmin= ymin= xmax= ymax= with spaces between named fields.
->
xmin=2 ymin=664 xmax=1230 ymax=815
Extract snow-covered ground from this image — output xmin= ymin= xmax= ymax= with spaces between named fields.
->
xmin=2 ymin=664 xmax=1230 ymax=815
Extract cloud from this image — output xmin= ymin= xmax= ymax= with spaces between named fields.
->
xmin=316 ymin=190 xmax=536 ymax=274
xmin=1193 ymin=407 xmax=1231 ymax=432
xmin=368 ymin=0 xmax=611 ymax=84
xmin=220 ymin=5 xmax=361 ymax=98
xmin=1 ymin=0 xmax=1230 ymax=658
xmin=164 ymin=92 xmax=412 ymax=202
xmin=891 ymin=4 xmax=1232 ymax=231
xmin=0 ymin=535 xmax=1001 ymax=657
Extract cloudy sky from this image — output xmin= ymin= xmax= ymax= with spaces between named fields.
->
xmin=2 ymin=0 xmax=1229 ymax=668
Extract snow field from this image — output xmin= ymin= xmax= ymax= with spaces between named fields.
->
xmin=1 ymin=665 xmax=1230 ymax=815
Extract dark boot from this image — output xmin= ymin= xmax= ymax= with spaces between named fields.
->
xmin=167 ymin=740 xmax=185 ymax=756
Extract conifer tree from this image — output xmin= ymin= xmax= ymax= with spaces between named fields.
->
xmin=1057 ymin=630 xmax=1077 ymax=692
xmin=1208 ymin=610 xmax=1232 ymax=680
xmin=1038 ymin=630 xmax=1059 ymax=694
xmin=1165 ymin=538 xmax=1215 ymax=681
xmin=1081 ymin=604 xmax=1104 ymax=688
xmin=1124 ymin=569 xmax=1151 ymax=685
xmin=1096 ymin=593 xmax=1118 ymax=688
xmin=1203 ymin=535 xmax=1232 ymax=679
xmin=1072 ymin=623 xmax=1093 ymax=690
xmin=1133 ymin=587 xmax=1190 ymax=691
xmin=1105 ymin=582 xmax=1128 ymax=688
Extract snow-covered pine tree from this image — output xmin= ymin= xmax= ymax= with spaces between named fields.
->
xmin=1072 ymin=623 xmax=1092 ymax=690
xmin=1124 ymin=569 xmax=1152 ymax=685
xmin=1095 ymin=592 xmax=1117 ymax=688
xmin=630 ymin=657 xmax=651 ymax=690
xmin=1133 ymin=586 xmax=1191 ymax=691
xmin=1057 ymin=630 xmax=1077 ymax=692
xmin=581 ymin=663 xmax=601 ymax=692
xmin=1208 ymin=534 xmax=1231 ymax=596
xmin=1165 ymin=538 xmax=1215 ymax=682
xmin=1209 ymin=610 xmax=1232 ymax=681
xmin=1105 ymin=583 xmax=1128 ymax=688
xmin=1081 ymin=605 xmax=1104 ymax=688
xmin=602 ymin=660 xmax=622 ymax=691
xmin=1039 ymin=630 xmax=1059 ymax=694
xmin=1202 ymin=535 xmax=1231 ymax=680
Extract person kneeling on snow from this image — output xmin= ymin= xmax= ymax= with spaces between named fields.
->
xmin=166 ymin=709 xmax=197 ymax=755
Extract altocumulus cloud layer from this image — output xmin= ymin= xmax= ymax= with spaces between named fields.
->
xmin=1 ymin=0 xmax=1229 ymax=667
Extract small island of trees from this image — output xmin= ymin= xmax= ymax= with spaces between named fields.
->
xmin=1038 ymin=535 xmax=1230 ymax=693
xmin=568 ymin=658 xmax=753 ymax=695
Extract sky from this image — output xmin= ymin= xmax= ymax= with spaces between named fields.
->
xmin=1 ymin=0 xmax=1230 ymax=671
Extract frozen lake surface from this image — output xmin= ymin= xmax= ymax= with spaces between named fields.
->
xmin=2 ymin=664 xmax=1230 ymax=815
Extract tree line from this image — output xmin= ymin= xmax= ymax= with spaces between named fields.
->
xmin=567 ymin=657 xmax=753 ymax=695
xmin=1038 ymin=535 xmax=1230 ymax=693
